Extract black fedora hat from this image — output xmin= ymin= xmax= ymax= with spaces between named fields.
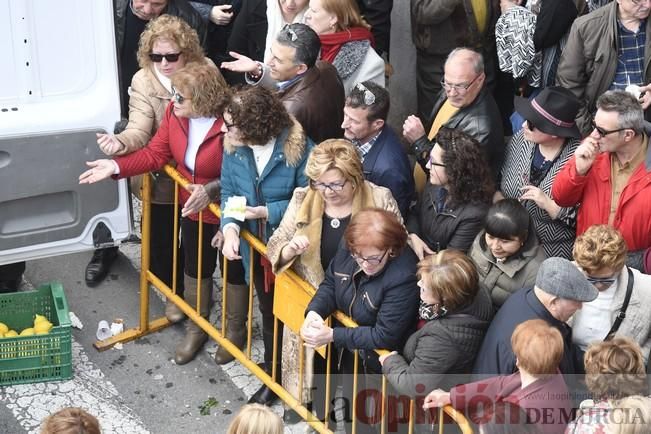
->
xmin=514 ymin=86 xmax=581 ymax=138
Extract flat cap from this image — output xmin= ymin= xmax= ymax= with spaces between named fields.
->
xmin=535 ymin=257 xmax=598 ymax=302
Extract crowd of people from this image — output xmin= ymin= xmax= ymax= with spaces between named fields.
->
xmin=29 ymin=0 xmax=651 ymax=431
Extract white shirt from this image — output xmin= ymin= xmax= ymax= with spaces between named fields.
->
xmin=185 ymin=117 xmax=216 ymax=172
xmin=249 ymin=138 xmax=275 ymax=176
xmin=572 ymin=278 xmax=618 ymax=350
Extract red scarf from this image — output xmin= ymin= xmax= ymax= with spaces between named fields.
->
xmin=319 ymin=27 xmax=375 ymax=64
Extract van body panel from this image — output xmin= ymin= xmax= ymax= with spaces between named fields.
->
xmin=0 ymin=0 xmax=130 ymax=265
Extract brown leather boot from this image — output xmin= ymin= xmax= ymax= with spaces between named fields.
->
xmin=214 ymin=283 xmax=249 ymax=364
xmin=165 ymin=299 xmax=186 ymax=323
xmin=174 ymin=275 xmax=211 ymax=365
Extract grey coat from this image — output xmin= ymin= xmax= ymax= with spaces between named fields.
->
xmin=556 ymin=2 xmax=651 ymax=135
xmin=382 ymin=286 xmax=494 ymax=396
xmin=469 ymin=230 xmax=546 ymax=307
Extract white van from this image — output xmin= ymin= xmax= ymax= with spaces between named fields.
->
xmin=0 ymin=0 xmax=131 ymax=265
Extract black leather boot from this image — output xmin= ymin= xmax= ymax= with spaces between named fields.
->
xmin=85 ymin=247 xmax=118 ymax=286
xmin=248 ymin=327 xmax=282 ymax=406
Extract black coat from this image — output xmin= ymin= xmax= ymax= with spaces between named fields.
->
xmin=473 ymin=287 xmax=580 ymax=377
xmin=382 ymin=286 xmax=494 ymax=397
xmin=406 ymin=183 xmax=489 ymax=253
xmin=412 ymin=87 xmax=505 ymax=181
xmin=227 ymin=0 xmax=266 ymax=64
xmin=307 ymin=244 xmax=420 ymax=354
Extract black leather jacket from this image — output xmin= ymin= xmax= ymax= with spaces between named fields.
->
xmin=113 ymin=0 xmax=207 ymax=60
xmin=412 ymin=87 xmax=505 ymax=181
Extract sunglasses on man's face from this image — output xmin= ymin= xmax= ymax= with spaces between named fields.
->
xmin=149 ymin=52 xmax=181 ymax=63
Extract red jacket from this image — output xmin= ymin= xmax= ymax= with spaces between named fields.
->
xmin=551 ymin=150 xmax=651 ymax=251
xmin=449 ymin=373 xmax=572 ymax=434
xmin=115 ymin=103 xmax=224 ymax=224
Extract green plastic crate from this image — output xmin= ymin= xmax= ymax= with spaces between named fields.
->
xmin=0 ymin=282 xmax=72 ymax=386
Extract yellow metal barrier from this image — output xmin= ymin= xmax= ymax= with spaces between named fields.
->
xmin=95 ymin=164 xmax=473 ymax=434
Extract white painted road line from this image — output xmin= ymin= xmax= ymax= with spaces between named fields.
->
xmin=2 ymin=341 xmax=149 ymax=434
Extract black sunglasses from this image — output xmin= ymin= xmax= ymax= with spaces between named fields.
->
xmin=149 ymin=52 xmax=181 ymax=63
xmin=591 ymin=119 xmax=627 ymax=137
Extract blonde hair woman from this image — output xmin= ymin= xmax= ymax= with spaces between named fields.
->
xmin=570 ymin=225 xmax=651 ymax=363
xmin=80 ymin=62 xmax=229 ymax=365
xmin=226 ymin=404 xmax=283 ymax=434
xmin=266 ymin=139 xmax=401 ymax=421
xmin=566 ymin=338 xmax=648 ymax=433
xmin=93 ymin=15 xmax=223 ymax=323
xmin=40 ymin=407 xmax=100 ymax=434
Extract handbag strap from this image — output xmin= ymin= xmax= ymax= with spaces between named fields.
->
xmin=605 ymin=268 xmax=634 ymax=340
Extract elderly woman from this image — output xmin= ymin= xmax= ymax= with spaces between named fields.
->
xmin=304 ymin=0 xmax=384 ymax=94
xmin=469 ymin=199 xmax=546 ymax=308
xmin=424 ymin=319 xmax=571 ymax=434
xmin=565 ymin=338 xmax=648 ymax=433
xmin=228 ymin=0 xmax=309 ymax=65
xmin=408 ymin=127 xmax=494 ymax=259
xmin=95 ymin=15 xmax=218 ymax=323
xmin=570 ymin=225 xmax=651 ymax=363
xmin=218 ymin=86 xmax=313 ymax=405
xmin=499 ymin=86 xmax=582 ymax=259
xmin=266 ymin=138 xmax=400 ymax=417
xmin=380 ymin=250 xmax=493 ymax=398
xmin=79 ymin=62 xmax=228 ymax=365
xmin=301 ymin=208 xmax=420 ymax=431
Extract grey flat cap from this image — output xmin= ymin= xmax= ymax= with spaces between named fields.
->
xmin=535 ymin=257 xmax=598 ymax=302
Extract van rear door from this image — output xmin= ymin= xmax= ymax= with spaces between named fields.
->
xmin=0 ymin=0 xmax=131 ymax=265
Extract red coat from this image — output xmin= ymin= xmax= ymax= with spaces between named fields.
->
xmin=449 ymin=373 xmax=572 ymax=434
xmin=551 ymin=151 xmax=651 ymax=251
xmin=115 ymin=103 xmax=224 ymax=224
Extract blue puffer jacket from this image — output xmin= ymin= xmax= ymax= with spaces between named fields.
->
xmin=220 ymin=119 xmax=313 ymax=271
xmin=307 ymin=243 xmax=420 ymax=354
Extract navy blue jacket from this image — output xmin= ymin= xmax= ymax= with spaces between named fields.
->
xmin=472 ymin=287 xmax=579 ymax=377
xmin=363 ymin=127 xmax=414 ymax=218
xmin=307 ymin=243 xmax=420 ymax=352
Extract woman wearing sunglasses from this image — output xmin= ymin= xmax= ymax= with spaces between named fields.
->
xmin=570 ymin=225 xmax=651 ymax=366
xmin=301 ymin=208 xmax=419 ymax=431
xmin=80 ymin=61 xmax=229 ymax=365
xmin=265 ymin=139 xmax=400 ymax=421
xmin=408 ymin=127 xmax=494 ymax=259
xmin=92 ymin=15 xmax=225 ymax=326
xmin=499 ymin=86 xmax=582 ymax=259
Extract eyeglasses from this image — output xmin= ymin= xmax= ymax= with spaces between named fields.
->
xmin=428 ymin=154 xmax=446 ymax=168
xmin=281 ymin=24 xmax=298 ymax=42
xmin=351 ymin=250 xmax=389 ymax=266
xmin=171 ymin=87 xmax=186 ymax=104
xmin=310 ymin=179 xmax=347 ymax=192
xmin=586 ymin=276 xmax=616 ymax=286
xmin=149 ymin=52 xmax=181 ymax=63
xmin=223 ymin=119 xmax=238 ymax=131
xmin=440 ymin=74 xmax=481 ymax=93
xmin=525 ymin=119 xmax=538 ymax=131
xmin=591 ymin=119 xmax=627 ymax=138
xmin=354 ymin=82 xmax=376 ymax=105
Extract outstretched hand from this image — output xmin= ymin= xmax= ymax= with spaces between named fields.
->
xmin=79 ymin=160 xmax=117 ymax=184
xmin=220 ymin=51 xmax=260 ymax=74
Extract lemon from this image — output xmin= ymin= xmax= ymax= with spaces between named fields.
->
xmin=33 ymin=314 xmax=48 ymax=325
xmin=19 ymin=327 xmax=35 ymax=336
xmin=0 ymin=322 xmax=8 ymax=334
xmin=4 ymin=330 xmax=18 ymax=338
xmin=34 ymin=321 xmax=53 ymax=335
